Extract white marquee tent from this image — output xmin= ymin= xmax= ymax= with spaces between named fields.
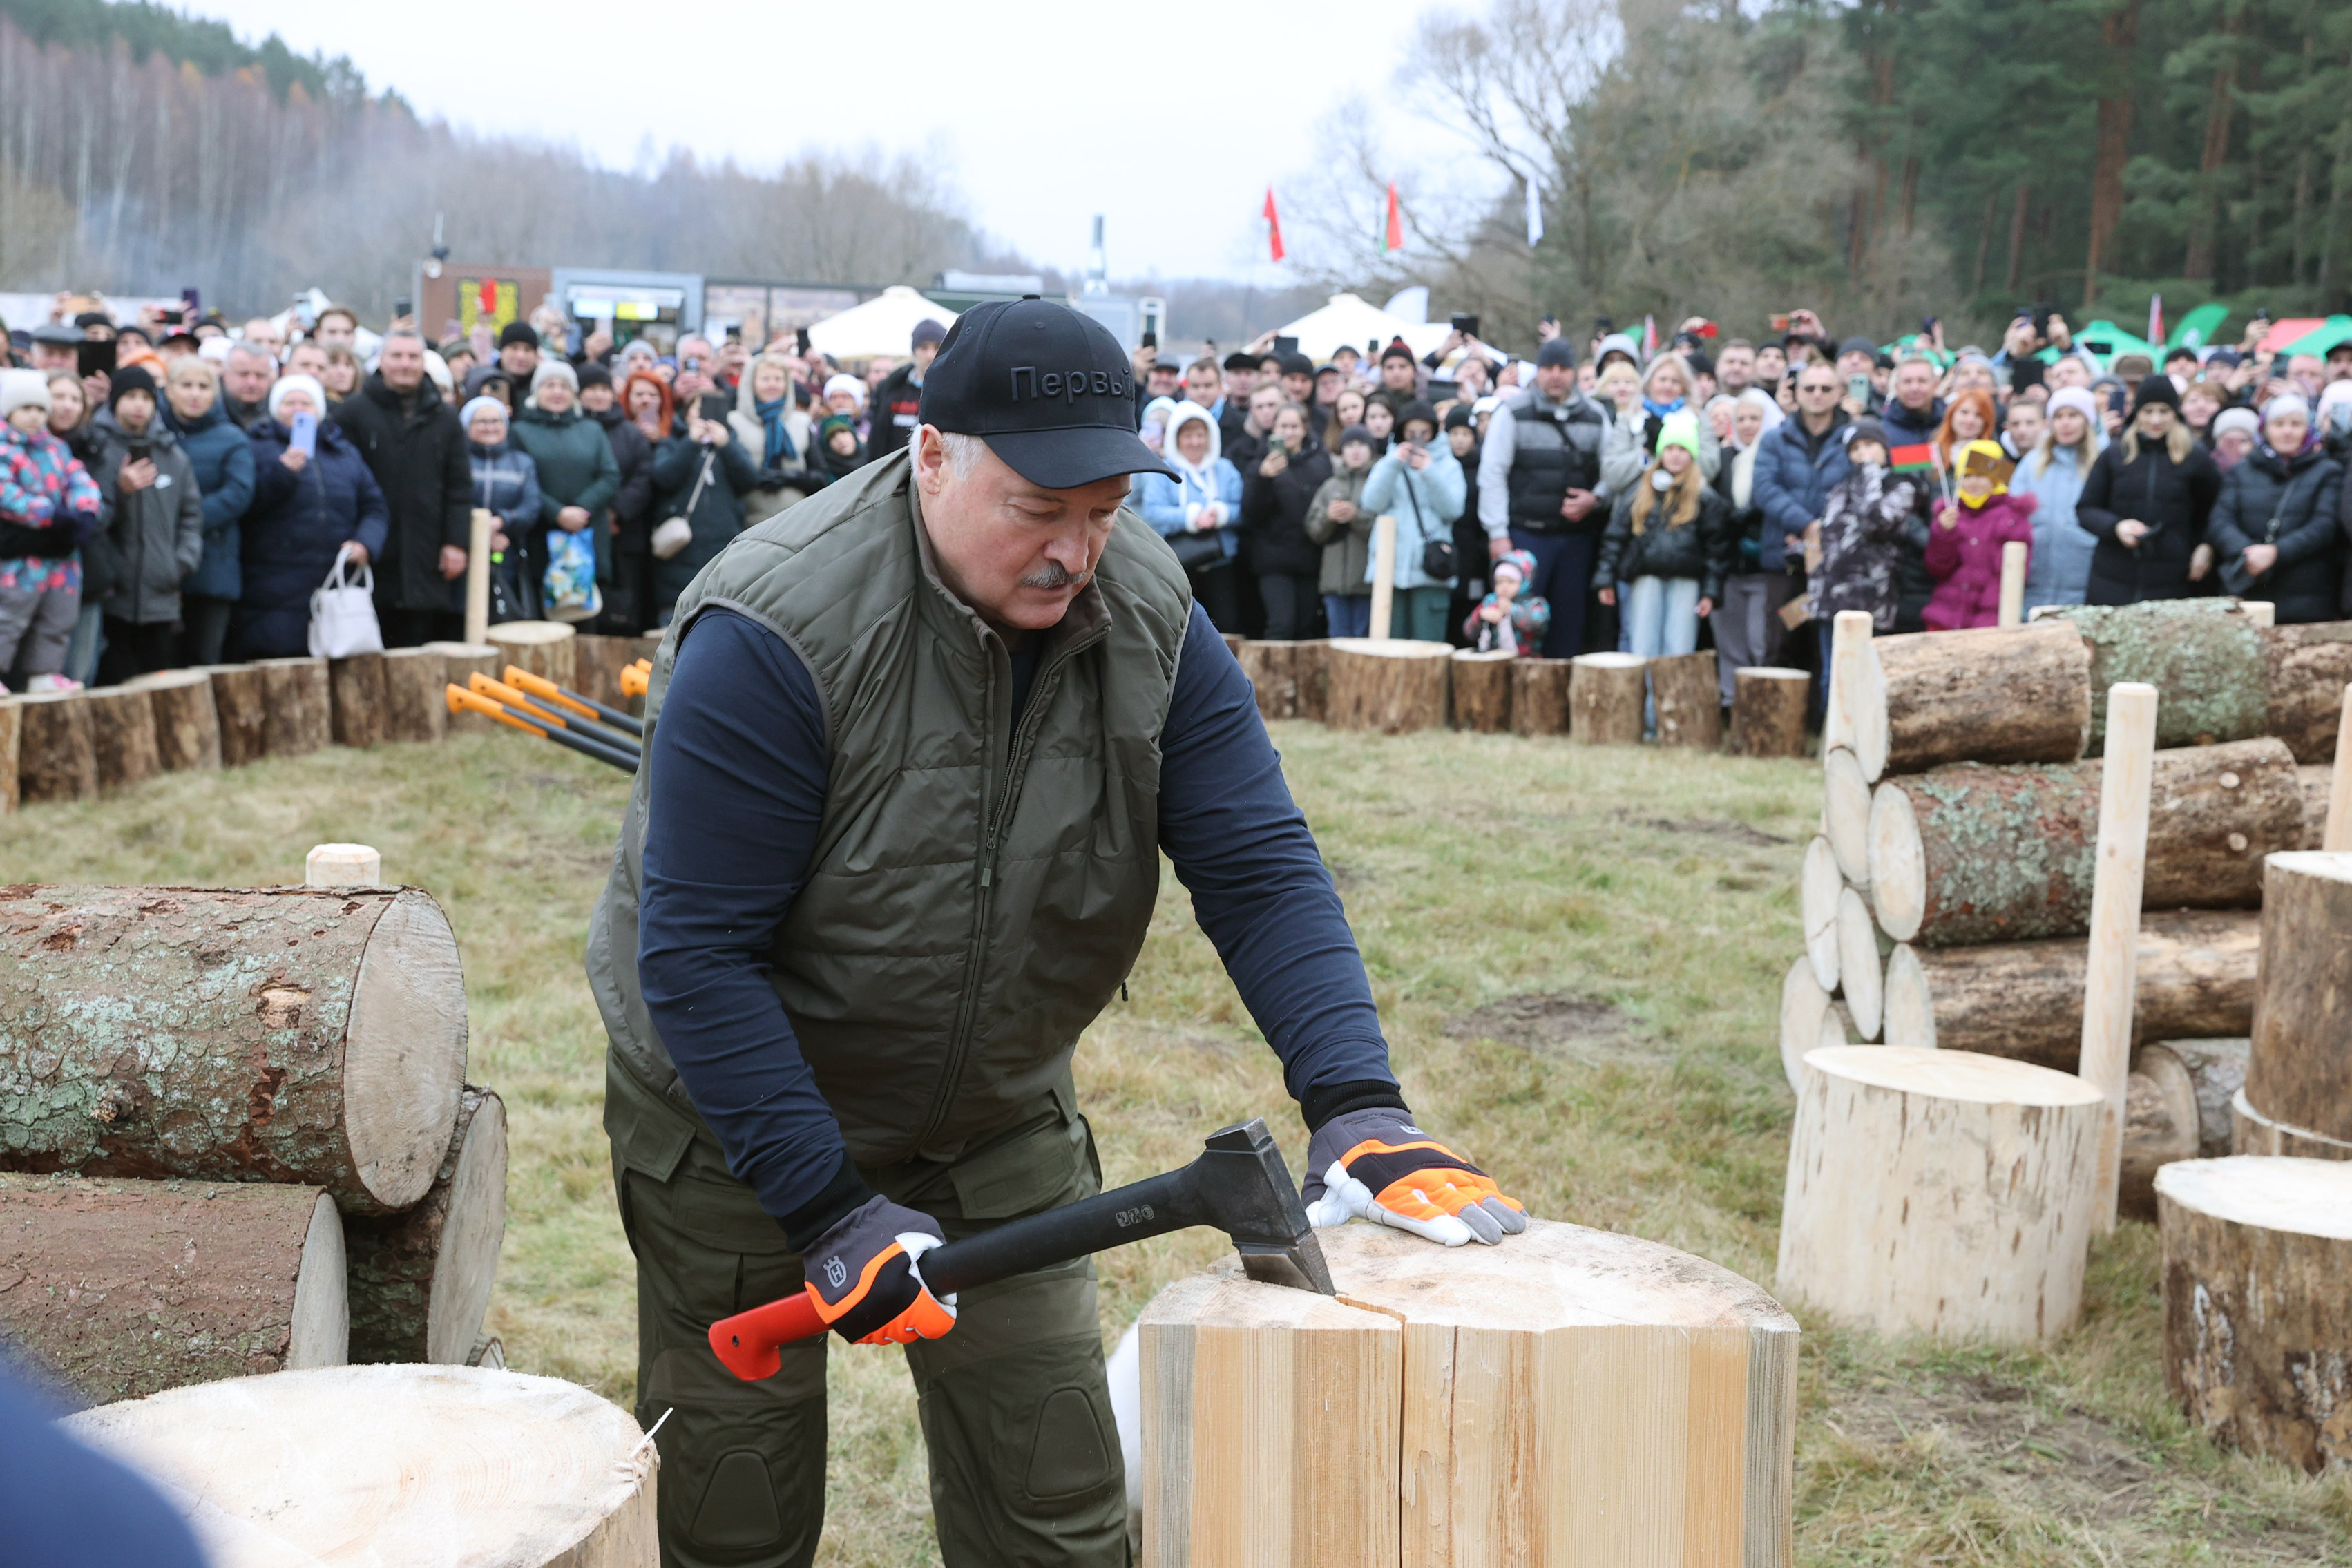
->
xmin=1273 ymin=293 xmax=1454 ymax=363
xmin=805 ymin=285 xmax=958 ymax=362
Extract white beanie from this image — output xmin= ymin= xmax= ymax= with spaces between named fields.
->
xmin=2046 ymin=387 xmax=2099 ymax=427
xmin=2212 ymin=406 xmax=2259 ymax=441
xmin=267 ymin=374 xmax=326 ymax=420
xmin=460 ymin=395 xmax=508 ymax=432
xmin=531 ymin=358 xmax=578 ymax=393
xmin=1 ymin=368 xmax=52 ymax=420
xmin=2261 ymin=392 xmax=2310 ymax=426
xmin=823 ymin=372 xmax=866 ymax=407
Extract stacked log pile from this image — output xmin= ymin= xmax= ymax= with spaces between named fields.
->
xmin=0 ymin=884 xmax=506 ymax=1404
xmin=0 ymin=627 xmax=658 ymax=811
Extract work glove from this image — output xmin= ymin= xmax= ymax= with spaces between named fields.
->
xmin=801 ymin=1195 xmax=957 ymax=1345
xmin=1301 ymin=1108 xmax=1528 ymax=1247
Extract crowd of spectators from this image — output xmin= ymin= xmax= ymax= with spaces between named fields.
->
xmin=4 ymin=291 xmax=2349 ymax=707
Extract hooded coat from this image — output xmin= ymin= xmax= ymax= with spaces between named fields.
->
xmin=1922 ymin=490 xmax=2038 ymax=630
xmin=1360 ymin=443 xmax=1466 ymax=590
xmin=1133 ymin=403 xmax=1243 ymax=564
xmin=1305 ymin=462 xmax=1378 ymax=597
xmin=165 ymin=398 xmax=256 ymax=602
xmin=334 ymin=371 xmax=472 ymax=613
xmin=88 ymin=407 xmax=204 ymax=625
xmin=1237 ymin=430 xmax=1331 ymax=580
xmin=2206 ymin=441 xmax=2345 ymax=623
xmin=725 ymin=374 xmax=814 ymax=525
xmin=238 ymin=415 xmax=389 ymax=658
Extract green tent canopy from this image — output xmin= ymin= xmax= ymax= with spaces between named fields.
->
xmin=2282 ymin=315 xmax=2352 ymax=358
xmin=2072 ymin=320 xmax=2159 ymax=367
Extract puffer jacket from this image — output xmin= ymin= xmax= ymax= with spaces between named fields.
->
xmin=1305 ymin=463 xmax=1377 ymax=597
xmin=2076 ymin=432 xmax=2224 ymax=605
xmin=1237 ymin=434 xmax=1330 ymax=579
xmin=1596 ymin=481 xmax=1735 ymax=602
xmin=1360 ymin=445 xmax=1466 ymax=589
xmin=88 ymin=408 xmax=204 ymax=625
xmin=1751 ymin=414 xmax=1853 ymax=571
xmin=2207 ymin=443 xmax=2345 ymax=623
xmin=0 ymin=423 xmax=102 ymax=562
xmin=2015 ymin=441 xmax=2105 ymax=609
xmin=238 ymin=417 xmax=389 ymax=658
xmin=1923 ymin=492 xmax=2038 ymax=631
xmin=164 ymin=399 xmax=256 ymax=602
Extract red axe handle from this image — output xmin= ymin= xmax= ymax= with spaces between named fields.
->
xmin=708 ymin=1290 xmax=828 ymax=1379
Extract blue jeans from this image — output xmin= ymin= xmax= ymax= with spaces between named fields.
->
xmin=1621 ymin=575 xmax=1701 ymax=659
xmin=1323 ymin=594 xmax=1372 ymax=638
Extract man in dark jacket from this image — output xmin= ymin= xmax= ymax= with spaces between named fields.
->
xmin=1877 ymin=354 xmax=1944 ymax=629
xmin=1237 ymin=401 xmax=1329 ymax=638
xmin=868 ymin=318 xmax=946 ymax=462
xmin=1752 ymin=364 xmax=1853 ymax=580
xmin=580 ymin=363 xmax=654 ymax=633
xmin=1474 ymin=338 xmax=1607 ymax=656
xmin=334 ymin=329 xmax=472 ymax=645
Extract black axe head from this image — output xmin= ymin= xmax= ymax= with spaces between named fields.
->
xmin=1192 ymin=1118 xmax=1335 ymax=1295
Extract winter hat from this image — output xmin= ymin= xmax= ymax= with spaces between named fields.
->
xmin=910 ymin=318 xmax=948 ymax=349
xmin=2211 ymin=407 xmax=2259 ymax=443
xmin=459 ymin=394 xmax=509 ymax=432
xmin=819 ymin=413 xmax=859 ymax=446
xmin=576 ymin=361 xmax=613 ymax=390
xmin=1837 ymin=335 xmax=1877 ymax=361
xmin=823 ymin=372 xmax=867 ymax=408
xmin=2045 ymin=387 xmax=2100 ymax=428
xmin=1 ymin=368 xmax=52 ymax=419
xmin=1656 ymin=409 xmax=1703 ymax=459
xmin=531 ymin=359 xmax=579 ymax=393
xmin=107 ymin=364 xmax=157 ymax=410
xmin=2261 ymin=392 xmax=2310 ymax=428
xmin=1397 ymin=399 xmax=1439 ymax=438
xmin=1493 ymin=549 xmax=1538 ymax=591
xmin=2131 ymin=374 xmax=2180 ymax=414
xmin=1379 ymin=338 xmax=1417 ymax=366
xmin=1443 ymin=404 xmax=1475 ymax=432
xmin=267 ymin=374 xmax=326 ymax=420
xmin=1535 ymin=338 xmax=1577 ymax=371
xmin=498 ymin=321 xmax=541 ymax=350
xmin=1957 ymin=440 xmax=2010 ymax=505
xmin=1846 ymin=416 xmax=1889 ymax=451
xmin=1593 ymin=333 xmax=1639 ymax=368
xmin=1339 ymin=423 xmax=1376 ymax=452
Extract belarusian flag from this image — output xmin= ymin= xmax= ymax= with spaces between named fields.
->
xmin=1263 ymin=187 xmax=1285 ymax=264
xmin=1888 ymin=441 xmax=1937 ymax=475
xmin=1381 ymin=183 xmax=1403 ymax=252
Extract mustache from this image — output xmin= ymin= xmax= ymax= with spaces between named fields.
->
xmin=1020 ymin=562 xmax=1091 ymax=591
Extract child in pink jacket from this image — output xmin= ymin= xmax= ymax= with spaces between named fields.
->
xmin=1923 ymin=440 xmax=2037 ymax=631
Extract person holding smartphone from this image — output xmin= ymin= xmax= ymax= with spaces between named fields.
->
xmin=238 ymin=374 xmax=388 ymax=658
xmin=87 ymin=365 xmax=202 ymax=680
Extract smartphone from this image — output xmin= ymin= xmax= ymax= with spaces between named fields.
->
xmin=124 ymin=439 xmax=151 ymax=463
xmin=1267 ymin=435 xmax=1285 ymax=456
xmin=1769 ymin=313 xmax=1791 ymax=332
xmin=180 ymin=287 xmax=201 ymax=323
xmin=1846 ymin=374 xmax=1871 ymax=403
xmin=289 ymin=412 xmax=318 ymax=457
xmin=1140 ymin=331 xmax=1157 ymax=350
xmin=1451 ymin=313 xmax=1480 ymax=338
xmin=697 ymin=392 xmax=730 ymax=426
xmin=1269 ymin=336 xmax=1297 ymax=358
xmin=77 ymin=339 xmax=117 ymax=379
xmin=795 ymin=327 xmax=812 ymax=356
xmin=394 ymin=296 xmax=412 ymax=320
xmin=682 ymin=355 xmax=702 ymax=374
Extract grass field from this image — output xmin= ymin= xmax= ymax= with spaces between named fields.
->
xmin=6 ymin=723 xmax=2351 ymax=1564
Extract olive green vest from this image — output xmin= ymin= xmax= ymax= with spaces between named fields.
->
xmin=588 ymin=450 xmax=1194 ymax=1167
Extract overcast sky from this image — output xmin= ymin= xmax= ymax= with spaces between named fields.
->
xmin=197 ymin=0 xmax=1441 ymax=283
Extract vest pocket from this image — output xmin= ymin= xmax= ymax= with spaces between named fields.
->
xmin=948 ymin=1113 xmax=1093 ymax=1218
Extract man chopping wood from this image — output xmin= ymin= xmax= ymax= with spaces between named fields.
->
xmin=586 ymin=297 xmax=1526 ymax=1568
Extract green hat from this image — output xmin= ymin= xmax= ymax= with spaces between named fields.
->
xmin=1658 ymin=409 xmax=1702 ymax=459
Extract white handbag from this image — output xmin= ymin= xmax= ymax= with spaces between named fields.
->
xmin=308 ymin=553 xmax=385 ymax=658
xmin=652 ymin=450 xmax=714 ymax=561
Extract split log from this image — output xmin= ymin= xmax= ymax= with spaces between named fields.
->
xmin=12 ymin=690 xmax=95 ymax=803
xmin=1507 ymin=657 xmax=1571 ymax=737
xmin=1837 ymin=887 xmax=1886 ymax=1040
xmin=200 ymin=664 xmax=268 ymax=766
xmin=2157 ymin=1156 xmax=2352 ymax=1472
xmin=423 ymin=641 xmax=502 ymax=733
xmin=66 ymin=1366 xmax=658 ymax=1567
xmin=1650 ymin=649 xmax=1721 ymax=749
xmin=85 ymin=685 xmax=159 ymax=793
xmin=0 ymin=1174 xmax=345 ymax=1404
xmin=127 ymin=670 xmax=221 ymax=772
xmin=2261 ymin=622 xmax=2352 ymax=762
xmin=2230 ymin=1088 xmax=2352 ymax=1160
xmin=329 ymin=651 xmax=388 ymax=749
xmin=1446 ymin=649 xmax=1511 ymax=733
xmin=380 ymin=648 xmax=448 ymax=744
xmin=1779 ymin=957 xmax=1833 ymax=1096
xmin=1801 ymin=836 xmax=1842 ymax=991
xmin=0 ymin=693 xmax=17 ymax=812
xmin=1568 ymin=652 xmax=1645 ymax=745
xmin=1823 ymin=610 xmax=1886 ymax=776
xmin=487 ymin=620 xmax=578 ymax=689
xmin=1141 ymin=1218 xmax=1797 ymax=1568
xmin=1728 ymin=667 xmax=1809 ymax=758
xmin=1778 ymin=1046 xmax=2105 ymax=1341
xmin=2244 ymin=851 xmax=2352 ymax=1144
xmin=346 ymin=1086 xmax=508 ymax=1365
xmin=1237 ymin=640 xmax=1300 ymax=721
xmin=2121 ymin=1039 xmax=2249 ymax=1219
xmin=1879 ymin=908 xmax=2258 ymax=1067
xmin=1868 ymin=620 xmax=2091 ymax=776
xmin=1866 ymin=738 xmax=2303 ymax=945
xmin=2297 ymin=763 xmax=2332 ymax=848
xmin=1823 ymin=746 xmax=1872 ymax=886
xmin=1323 ymin=638 xmax=1451 ymax=734
xmin=2045 ymin=600 xmax=2268 ymax=752
xmin=254 ymin=656 xmax=331 ymax=756
xmin=1290 ymin=640 xmax=1329 ymax=723
xmin=0 ymin=886 xmax=469 ymax=1215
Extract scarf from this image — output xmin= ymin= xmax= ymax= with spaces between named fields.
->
xmin=756 ymin=395 xmax=796 ymax=466
xmin=1642 ymin=396 xmax=1686 ymax=421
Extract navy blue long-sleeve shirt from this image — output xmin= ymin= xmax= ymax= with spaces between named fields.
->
xmin=637 ymin=601 xmax=1399 ymax=1244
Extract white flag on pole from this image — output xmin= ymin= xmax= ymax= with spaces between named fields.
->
xmin=1525 ymin=174 xmax=1545 ymax=247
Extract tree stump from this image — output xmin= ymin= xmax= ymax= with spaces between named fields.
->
xmin=1779 ymin=956 xmax=1835 ymax=1096
xmin=66 ymin=1366 xmax=658 ymax=1567
xmin=2243 ymin=851 xmax=2352 ymax=1143
xmin=1779 ymin=1046 xmax=2106 ymax=1341
xmin=2297 ymin=763 xmax=2332 ymax=848
xmin=1728 ymin=667 xmax=1808 ymax=758
xmin=85 ymin=685 xmax=160 ymax=793
xmin=1869 ymin=621 xmax=2091 ymax=776
xmin=1447 ymin=649 xmax=1512 ymax=732
xmin=0 ymin=886 xmax=469 ymax=1215
xmin=1823 ymin=746 xmax=1873 ymax=887
xmin=1801 ymin=834 xmax=1843 ymax=991
xmin=254 ymin=656 xmax=332 ymax=756
xmin=2260 ymin=622 xmax=2352 ymax=762
xmin=1323 ymin=639 xmax=1451 ymax=734
xmin=1866 ymin=738 xmax=2302 ymax=945
xmin=1568 ymin=652 xmax=1645 ymax=745
xmin=200 ymin=664 xmax=268 ymax=766
xmin=1837 ymin=886 xmax=1886 ymax=1040
xmin=347 ymin=1086 xmax=507 ymax=1365
xmin=14 ymin=689 xmax=97 ymax=803
xmin=488 ymin=621 xmax=579 ymax=690
xmin=1879 ymin=909 xmax=2257 ymax=1066
xmin=2119 ymin=1039 xmax=2248 ymax=1218
xmin=0 ymin=693 xmax=18 ymax=812
xmin=423 ymin=642 xmax=503 ymax=733
xmin=0 ymin=1174 xmax=345 ymax=1404
xmin=2230 ymin=1088 xmax=2352 ymax=1160
xmin=2046 ymin=600 xmax=2269 ymax=753
xmin=1650 ymin=649 xmax=1721 ymax=749
xmin=1290 ymin=640 xmax=1330 ymax=723
xmin=571 ymin=634 xmax=630 ymax=711
xmin=1140 ymin=1218 xmax=1797 ymax=1568
xmin=1508 ymin=657 xmax=1572 ymax=737
xmin=1238 ymin=640 xmax=1300 ymax=720
xmin=128 ymin=669 xmax=222 ymax=772
xmin=329 ymin=651 xmax=388 ymax=749
xmin=2158 ymin=1156 xmax=2352 ymax=1471
xmin=381 ymin=648 xmax=448 ymax=744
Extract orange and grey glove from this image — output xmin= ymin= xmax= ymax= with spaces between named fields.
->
xmin=1301 ymin=1108 xmax=1528 ymax=1247
xmin=801 ymin=1196 xmax=957 ymax=1345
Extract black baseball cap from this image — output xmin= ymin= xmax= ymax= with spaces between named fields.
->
xmin=919 ymin=298 xmax=1173 ymax=488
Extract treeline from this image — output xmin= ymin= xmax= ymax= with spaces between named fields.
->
xmin=0 ymin=0 xmax=1004 ymax=317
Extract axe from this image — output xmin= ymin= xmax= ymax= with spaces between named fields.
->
xmin=709 ymin=1118 xmax=1331 ymax=1379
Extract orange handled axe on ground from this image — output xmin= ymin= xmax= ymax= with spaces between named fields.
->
xmin=466 ymin=672 xmax=640 ymax=760
xmin=444 ymin=685 xmax=638 ymax=772
xmin=709 ymin=1118 xmax=1332 ymax=1379
xmin=501 ymin=665 xmax=644 ymax=739
xmin=620 ymin=659 xmax=651 ymax=699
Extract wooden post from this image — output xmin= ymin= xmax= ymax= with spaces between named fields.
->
xmin=329 ymin=651 xmax=388 ymax=749
xmin=1368 ymin=515 xmax=1396 ymax=642
xmin=2083 ymin=681 xmax=2159 ymax=1230
xmin=1997 ymin=540 xmax=2028 ymax=627
xmin=1323 ymin=640 xmax=1451 ymax=734
xmin=2238 ymin=598 xmax=2276 ymax=627
xmin=306 ymin=843 xmax=383 ymax=886
xmin=380 ymin=647 xmax=449 ymax=743
xmin=464 ymin=507 xmax=494 ymax=649
xmin=14 ymin=691 xmax=96 ymax=803
xmin=2326 ymin=686 xmax=2352 ymax=852
xmin=1728 ymin=667 xmax=1809 ymax=758
xmin=200 ymin=665 xmax=269 ymax=766
xmin=254 ymin=656 xmax=332 ymax=756
xmin=131 ymin=670 xmax=222 ymax=772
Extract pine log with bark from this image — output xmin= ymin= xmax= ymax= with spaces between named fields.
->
xmin=329 ymin=651 xmax=388 ymax=749
xmin=126 ymin=670 xmax=222 ymax=772
xmin=345 ymin=1087 xmax=507 ymax=1364
xmin=1870 ymin=620 xmax=2091 ymax=774
xmin=423 ymin=642 xmax=502 ymax=733
xmin=2230 ymin=1088 xmax=2352 ymax=1160
xmin=2045 ymin=600 xmax=2269 ymax=753
xmin=380 ymin=648 xmax=448 ymax=744
xmin=255 ymin=656 xmax=331 ymax=756
xmin=2244 ymin=852 xmax=2352 ymax=1144
xmin=487 ymin=622 xmax=578 ymax=689
xmin=85 ymin=686 xmax=158 ymax=793
xmin=1291 ymin=640 xmax=1330 ymax=723
xmin=1508 ymin=657 xmax=1572 ymax=736
xmin=2121 ymin=1039 xmax=2248 ymax=1218
xmin=1237 ymin=640 xmax=1301 ymax=721
xmin=1324 ymin=639 xmax=1451 ymax=734
xmin=1567 ymin=653 xmax=1645 ymax=745
xmin=2260 ymin=622 xmax=2352 ymax=762
xmin=1728 ymin=667 xmax=1808 ymax=758
xmin=1650 ymin=650 xmax=1720 ymax=749
xmin=15 ymin=689 xmax=96 ymax=802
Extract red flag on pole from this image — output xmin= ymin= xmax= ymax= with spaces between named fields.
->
xmin=1263 ymin=187 xmax=1285 ymax=264
xmin=1383 ymin=183 xmax=1404 ymax=252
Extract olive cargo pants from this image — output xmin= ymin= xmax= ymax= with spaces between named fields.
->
xmin=606 ymin=1064 xmax=1128 ymax=1568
